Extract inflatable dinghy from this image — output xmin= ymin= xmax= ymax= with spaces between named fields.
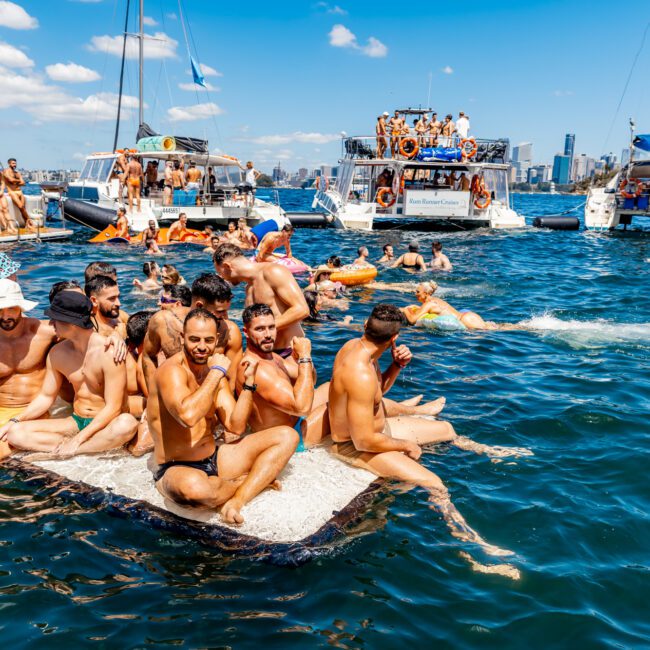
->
xmin=88 ymin=225 xmax=208 ymax=245
xmin=4 ymin=448 xmax=381 ymax=566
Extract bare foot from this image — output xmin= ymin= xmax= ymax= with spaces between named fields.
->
xmin=453 ymin=436 xmax=533 ymax=459
xmin=414 ymin=397 xmax=446 ymax=416
xmin=269 ymin=479 xmax=282 ymax=491
xmin=400 ymin=394 xmax=423 ymax=407
xmin=458 ymin=552 xmax=521 ymax=580
xmin=221 ymin=499 xmax=244 ymax=525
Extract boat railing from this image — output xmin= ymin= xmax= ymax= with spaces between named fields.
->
xmin=341 ymin=135 xmax=509 ymax=164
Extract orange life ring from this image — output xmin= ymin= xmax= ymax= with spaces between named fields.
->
xmin=330 ymin=265 xmax=378 ymax=287
xmin=180 ymin=230 xmax=208 ymax=242
xmin=470 ymin=174 xmax=481 ymax=195
xmin=474 ymin=188 xmax=491 ymax=209
xmin=399 ymin=137 xmax=419 ymax=159
xmin=619 ymin=178 xmax=642 ymax=199
xmin=460 ymin=137 xmax=478 ymax=158
xmin=315 ymin=176 xmax=329 ymax=191
xmin=376 ymin=187 xmax=396 ymax=208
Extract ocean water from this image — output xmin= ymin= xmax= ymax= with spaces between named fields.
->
xmin=1 ymin=192 xmax=649 ymax=648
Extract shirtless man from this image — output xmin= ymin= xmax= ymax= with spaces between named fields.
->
xmin=353 ymin=246 xmax=373 ymax=267
xmin=376 ymin=112 xmax=388 ymax=159
xmin=126 ymin=155 xmax=144 ymax=213
xmin=142 ymin=273 xmax=242 ymax=391
xmin=401 ymin=282 xmax=521 ymax=330
xmin=0 ymin=291 xmax=137 ymax=458
xmin=414 ymin=114 xmax=428 ymax=146
xmin=142 ymin=219 xmax=160 ymax=246
xmin=213 ymin=243 xmax=309 ymax=362
xmin=148 ymin=308 xmax=298 ymax=523
xmin=114 ymin=206 xmax=130 ymax=239
xmin=0 ymin=175 xmax=17 ymax=233
xmin=85 ymin=275 xmax=127 ymax=339
xmin=237 ymin=217 xmax=256 ymax=249
xmin=256 ymin=224 xmax=295 ymax=262
xmin=431 ymin=241 xmax=453 ymax=271
xmin=3 ymin=158 xmax=34 ymax=230
xmin=185 ymin=161 xmax=202 ymax=191
xmin=237 ymin=304 xmax=314 ymax=452
xmin=378 ymin=244 xmax=395 ymax=264
xmin=328 ymin=303 xmax=529 ymax=564
xmin=223 ymin=221 xmax=242 ymax=245
xmin=168 ymin=213 xmax=189 ymax=241
xmin=115 ymin=150 xmax=129 ymax=197
xmin=441 ymin=114 xmax=456 ymax=147
xmin=163 ymin=161 xmax=174 ymax=206
xmin=427 ymin=112 xmax=441 ymax=146
xmin=388 ymin=111 xmax=403 ymax=157
xmin=145 ymin=160 xmax=159 ymax=196
xmin=172 ymin=161 xmax=185 ymax=200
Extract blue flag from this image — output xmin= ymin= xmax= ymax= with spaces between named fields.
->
xmin=633 ymin=135 xmax=650 ymax=152
xmin=190 ymin=56 xmax=206 ymax=88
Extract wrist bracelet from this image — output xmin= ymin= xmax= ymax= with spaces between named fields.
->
xmin=298 ymin=358 xmax=312 ymax=364
xmin=242 ymin=382 xmax=257 ymax=392
xmin=9 ymin=417 xmax=20 ymax=424
xmin=392 ymin=360 xmax=407 ymax=369
xmin=210 ymin=365 xmax=228 ymax=375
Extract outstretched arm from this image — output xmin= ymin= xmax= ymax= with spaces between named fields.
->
xmin=390 ymin=255 xmax=404 ymax=269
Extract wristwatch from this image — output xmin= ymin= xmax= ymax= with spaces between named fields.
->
xmin=242 ymin=383 xmax=257 ymax=392
xmin=9 ymin=417 xmax=20 ymax=424
xmin=298 ymin=357 xmax=313 ymax=364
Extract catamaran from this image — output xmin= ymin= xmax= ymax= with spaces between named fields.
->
xmin=312 ymin=108 xmax=525 ymax=231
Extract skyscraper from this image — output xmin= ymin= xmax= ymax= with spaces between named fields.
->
xmin=552 ymin=154 xmax=571 ymax=184
xmin=564 ymin=134 xmax=575 ymax=181
xmin=511 ymin=142 xmax=533 ymax=183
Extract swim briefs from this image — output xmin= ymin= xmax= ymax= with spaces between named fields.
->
xmin=72 ymin=412 xmax=94 ymax=432
xmin=153 ymin=447 xmax=219 ymax=483
xmin=294 ymin=416 xmax=305 ymax=453
xmin=0 ymin=405 xmax=26 ymax=426
xmin=274 ymin=347 xmax=293 ymax=359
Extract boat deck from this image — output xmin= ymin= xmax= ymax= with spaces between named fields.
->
xmin=0 ymin=227 xmax=73 ymax=244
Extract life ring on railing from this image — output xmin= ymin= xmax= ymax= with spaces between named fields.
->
xmin=315 ymin=176 xmax=329 ymax=191
xmin=474 ymin=188 xmax=491 ymax=209
xmin=376 ymin=187 xmax=396 ymax=207
xmin=459 ymin=138 xmax=478 ymax=158
xmin=619 ymin=178 xmax=643 ymax=199
xmin=399 ymin=137 xmax=419 ymax=159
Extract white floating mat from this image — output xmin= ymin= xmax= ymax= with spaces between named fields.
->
xmin=11 ymin=448 xmax=379 ymax=564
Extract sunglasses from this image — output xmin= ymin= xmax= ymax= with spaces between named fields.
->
xmin=159 ymin=294 xmax=177 ymax=304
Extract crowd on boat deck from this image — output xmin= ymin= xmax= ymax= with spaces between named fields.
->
xmin=375 ymin=110 xmax=471 ymax=159
xmin=0 ymin=234 xmax=528 ymax=559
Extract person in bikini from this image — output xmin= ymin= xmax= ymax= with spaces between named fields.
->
xmin=115 ymin=150 xmax=129 ymax=198
xmin=2 ymin=158 xmax=34 ymax=230
xmin=148 ymin=308 xmax=298 ymax=524
xmin=255 ymin=224 xmax=295 ymax=262
xmin=391 ymin=242 xmax=427 ymax=271
xmin=213 ymin=243 xmax=309 ymax=366
xmin=126 ymin=155 xmax=144 ymax=213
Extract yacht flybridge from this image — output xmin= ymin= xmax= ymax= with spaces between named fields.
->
xmin=312 ymin=108 xmax=525 ymax=231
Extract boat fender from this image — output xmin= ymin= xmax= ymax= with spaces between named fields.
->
xmin=532 ymin=217 xmax=580 ymax=230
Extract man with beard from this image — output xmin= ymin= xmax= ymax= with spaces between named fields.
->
xmin=0 ymin=291 xmax=138 ymax=457
xmin=148 ymin=308 xmax=298 ymax=523
xmin=85 ymin=275 xmax=127 ymax=339
xmin=142 ymin=273 xmax=242 ymax=391
xmin=2 ymin=158 xmax=34 ymax=230
xmin=213 ymin=243 xmax=309 ymax=365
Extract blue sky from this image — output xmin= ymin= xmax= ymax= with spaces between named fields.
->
xmin=0 ymin=0 xmax=648 ymax=171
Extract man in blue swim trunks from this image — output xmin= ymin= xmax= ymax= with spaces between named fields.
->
xmin=236 ymin=304 xmax=315 ymax=453
xmin=148 ymin=308 xmax=298 ymax=524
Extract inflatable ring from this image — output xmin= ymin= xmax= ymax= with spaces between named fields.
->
xmin=315 ymin=176 xmax=329 ymax=191
xmin=419 ymin=313 xmax=467 ymax=331
xmin=161 ymin=137 xmax=175 ymax=151
xmin=258 ymin=254 xmax=310 ymax=274
xmin=376 ymin=187 xmax=396 ymax=208
xmin=474 ymin=188 xmax=491 ymax=210
xmin=399 ymin=137 xmax=419 ymax=159
xmin=619 ymin=178 xmax=642 ymax=199
xmin=460 ymin=138 xmax=478 ymax=158
xmin=330 ymin=265 xmax=378 ymax=287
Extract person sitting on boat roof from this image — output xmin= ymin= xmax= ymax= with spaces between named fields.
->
xmin=168 ymin=213 xmax=189 ymax=242
xmin=238 ymin=161 xmax=261 ymax=208
xmin=353 ymin=246 xmax=374 ymax=267
xmin=256 ymin=224 xmax=295 ymax=262
xmin=126 ymin=155 xmax=144 ymax=213
xmin=376 ymin=112 xmax=389 ymax=159
xmin=391 ymin=242 xmax=427 ymax=272
xmin=114 ymin=207 xmax=130 ymax=239
xmin=441 ymin=114 xmax=456 ymax=147
xmin=431 ymin=241 xmax=453 ymax=271
xmin=456 ymin=111 xmax=470 ymax=140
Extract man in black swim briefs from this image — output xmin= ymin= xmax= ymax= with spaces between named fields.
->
xmin=147 ymin=308 xmax=298 ymax=524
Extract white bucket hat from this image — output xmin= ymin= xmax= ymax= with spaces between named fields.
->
xmin=0 ymin=278 xmax=38 ymax=311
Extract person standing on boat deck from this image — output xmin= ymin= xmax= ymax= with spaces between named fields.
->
xmin=207 ymin=166 xmax=216 ymax=195
xmin=415 ymin=114 xmax=428 ymax=146
xmin=0 ymin=175 xmax=17 ymax=234
xmin=145 ymin=160 xmax=159 ymax=197
xmin=171 ymin=160 xmax=186 ymax=203
xmin=441 ymin=114 xmax=456 ymax=147
xmin=2 ymin=159 xmax=34 ymax=230
xmin=168 ymin=213 xmax=189 ymax=241
xmin=456 ymin=112 xmax=470 ymax=139
xmin=142 ymin=273 xmax=242 ymax=392
xmin=126 ymin=155 xmax=144 ymax=213
xmin=0 ymin=291 xmax=138 ymax=458
xmin=185 ymin=161 xmax=202 ymax=205
xmin=85 ymin=275 xmax=127 ymax=339
xmin=458 ymin=172 xmax=470 ymax=192
xmin=114 ymin=206 xmax=130 ymax=239
xmin=391 ymin=242 xmax=427 ymax=271
xmin=213 ymin=243 xmax=309 ymax=367
xmin=388 ymin=110 xmax=403 ymax=157
xmin=163 ymin=161 xmax=174 ymax=206
xmin=431 ymin=241 xmax=453 ymax=271
xmin=378 ymin=244 xmax=395 ymax=264
xmin=115 ymin=150 xmax=129 ymax=197
xmin=353 ymin=246 xmax=373 ymax=267
xmin=256 ymin=224 xmax=295 ymax=262
xmin=327 ymin=303 xmax=529 ymax=558
xmin=148 ymin=308 xmax=297 ymax=524
xmin=236 ymin=304 xmax=315 ymax=453
xmin=376 ymin=113 xmax=389 ymax=159
xmin=239 ymin=161 xmax=261 ymax=207
xmin=427 ymin=112 xmax=441 ymax=146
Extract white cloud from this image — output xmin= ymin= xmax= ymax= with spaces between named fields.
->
xmin=442 ymin=65 xmax=453 ymax=74
xmin=178 ymin=81 xmax=219 ymax=92
xmin=88 ymin=31 xmax=178 ymax=59
xmin=248 ymin=131 xmax=340 ymax=146
xmin=143 ymin=16 xmax=157 ymax=26
xmin=72 ymin=152 xmax=88 ymax=160
xmin=165 ymin=12 xmax=177 ymax=20
xmin=0 ymin=40 xmax=33 ymax=67
xmin=46 ymin=62 xmax=101 ymax=83
xmin=167 ymin=102 xmax=223 ymax=122
xmin=316 ymin=2 xmax=347 ymax=15
xmin=200 ymin=63 xmax=222 ymax=77
xmin=328 ymin=24 xmax=387 ymax=58
xmin=0 ymin=1 xmax=38 ymax=29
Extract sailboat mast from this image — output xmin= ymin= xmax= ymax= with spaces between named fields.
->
xmin=138 ymin=0 xmax=144 ymax=126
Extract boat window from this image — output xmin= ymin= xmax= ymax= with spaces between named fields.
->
xmin=79 ymin=160 xmax=93 ymax=180
xmin=97 ymin=158 xmax=115 ymax=183
xmin=482 ymin=168 xmax=508 ymax=203
xmin=335 ymin=160 xmax=356 ymax=199
xmin=214 ymin=165 xmax=243 ymax=186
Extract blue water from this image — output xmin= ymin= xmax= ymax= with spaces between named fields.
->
xmin=1 ymin=192 xmax=649 ymax=648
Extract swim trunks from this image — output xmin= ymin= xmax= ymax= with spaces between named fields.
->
xmin=153 ymin=447 xmax=219 ymax=483
xmin=274 ymin=347 xmax=293 ymax=359
xmin=0 ymin=405 xmax=26 ymax=426
xmin=72 ymin=413 xmax=94 ymax=432
xmin=128 ymin=178 xmax=141 ymax=188
xmin=186 ymin=182 xmax=200 ymax=191
xmin=294 ymin=416 xmax=305 ymax=453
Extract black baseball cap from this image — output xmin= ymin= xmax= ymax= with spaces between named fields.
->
xmin=45 ymin=291 xmax=94 ymax=330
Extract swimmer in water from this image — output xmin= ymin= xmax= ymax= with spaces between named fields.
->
xmin=431 ymin=241 xmax=453 ymax=271
xmin=378 ymin=244 xmax=395 ymax=264
xmin=401 ymin=282 xmax=522 ymax=330
xmin=391 ymin=242 xmax=427 ymax=271
xmin=353 ymin=246 xmax=373 ymax=267
xmin=256 ymin=224 xmax=295 ymax=262
xmin=133 ymin=261 xmax=161 ymax=293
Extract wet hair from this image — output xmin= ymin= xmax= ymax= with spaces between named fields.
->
xmin=357 ymin=246 xmax=368 ymax=256
xmin=126 ymin=310 xmax=154 ymax=347
xmin=364 ymin=304 xmax=405 ymax=343
xmin=432 ymin=241 xmax=443 ymax=252
xmin=382 ymin=244 xmax=392 ymax=253
xmin=162 ymin=264 xmax=181 ymax=285
xmin=282 ymin=224 xmax=295 ymax=233
xmin=327 ymin=255 xmax=341 ymax=268
xmin=213 ymin=243 xmax=244 ymax=265
xmin=303 ymin=290 xmax=319 ymax=319
xmin=85 ymin=261 xmax=116 ymax=283
xmin=49 ymin=280 xmax=81 ymax=303
xmin=162 ymin=283 xmax=191 ymax=306
xmin=242 ymin=303 xmax=273 ymax=325
xmin=408 ymin=242 xmax=419 ymax=253
xmin=191 ymin=272 xmax=232 ymax=304
xmin=85 ymin=274 xmax=118 ymax=297
xmin=419 ymin=281 xmax=437 ymax=295
xmin=143 ymin=261 xmax=157 ymax=277
xmin=184 ymin=307 xmax=218 ymax=330
xmin=117 ymin=207 xmax=126 ymax=216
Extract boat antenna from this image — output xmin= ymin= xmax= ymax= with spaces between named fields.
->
xmin=138 ymin=0 xmax=144 ymax=127
xmin=113 ymin=0 xmax=131 ymax=152
xmin=628 ymin=117 xmax=636 ymax=170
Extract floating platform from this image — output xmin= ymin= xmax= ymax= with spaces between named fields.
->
xmin=4 ymin=447 xmax=381 ymax=566
xmin=0 ymin=227 xmax=73 ymax=244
